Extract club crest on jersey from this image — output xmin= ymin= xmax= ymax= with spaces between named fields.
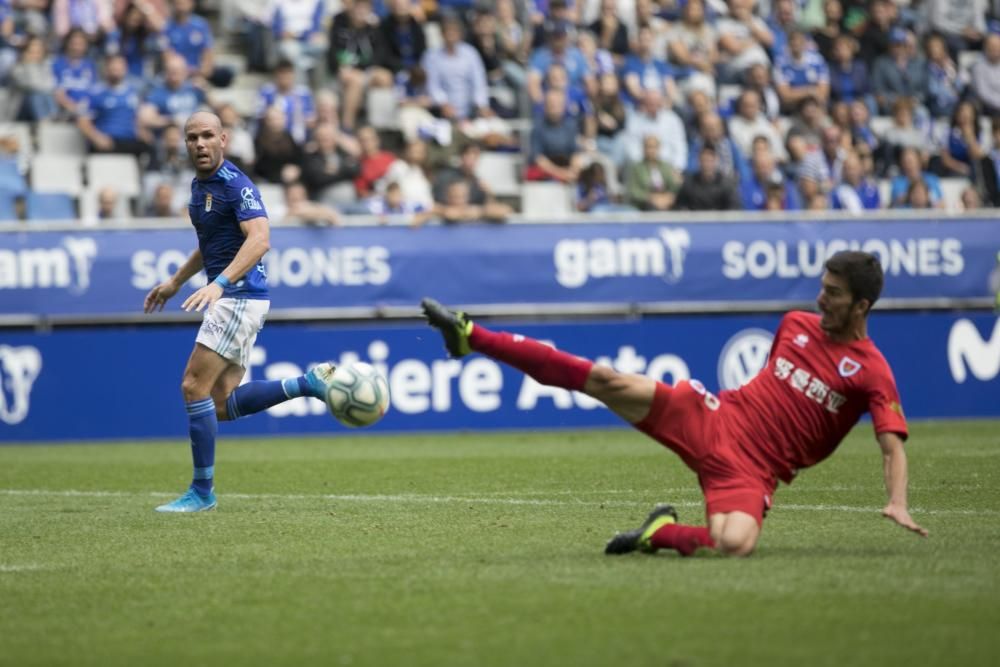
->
xmin=838 ymin=356 xmax=862 ymax=377
xmin=204 ymin=194 xmax=212 ymax=211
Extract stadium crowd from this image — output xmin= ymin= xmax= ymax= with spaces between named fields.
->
xmin=1 ymin=0 xmax=999 ymax=224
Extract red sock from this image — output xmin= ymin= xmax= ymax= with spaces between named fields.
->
xmin=469 ymin=324 xmax=593 ymax=391
xmin=650 ymin=524 xmax=716 ymax=557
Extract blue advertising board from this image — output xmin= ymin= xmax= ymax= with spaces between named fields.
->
xmin=1 ymin=218 xmax=998 ymax=318
xmin=1 ymin=312 xmax=996 ymax=442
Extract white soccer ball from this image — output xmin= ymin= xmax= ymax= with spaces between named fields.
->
xmin=324 ymin=362 xmax=390 ymax=428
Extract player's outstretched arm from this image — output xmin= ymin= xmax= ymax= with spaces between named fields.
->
xmin=144 ymin=249 xmax=204 ymax=313
xmin=877 ymin=432 xmax=929 ymax=537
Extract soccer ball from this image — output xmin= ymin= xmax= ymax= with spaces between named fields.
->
xmin=324 ymin=362 xmax=390 ymax=428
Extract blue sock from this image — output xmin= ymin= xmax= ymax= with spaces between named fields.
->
xmin=225 ymin=377 xmax=312 ymax=420
xmin=186 ymin=398 xmax=217 ymax=496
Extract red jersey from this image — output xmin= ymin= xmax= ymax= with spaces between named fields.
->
xmin=721 ymin=311 xmax=908 ymax=483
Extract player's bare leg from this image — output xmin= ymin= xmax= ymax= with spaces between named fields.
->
xmin=212 ymin=363 xmax=247 ymax=421
xmin=707 ymin=511 xmax=760 ymax=556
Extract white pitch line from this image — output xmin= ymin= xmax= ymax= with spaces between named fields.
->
xmin=0 ymin=564 xmax=46 ymax=573
xmin=0 ymin=488 xmax=996 ymax=517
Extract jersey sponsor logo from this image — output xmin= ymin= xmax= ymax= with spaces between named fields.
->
xmin=838 ymin=356 xmax=861 ymax=378
xmin=553 ymin=227 xmax=690 ymax=288
xmin=240 ymin=186 xmax=262 ymax=211
xmin=794 ymin=333 xmax=809 ymax=348
xmin=717 ymin=328 xmax=773 ymax=390
xmin=774 ymin=356 xmax=846 ymax=413
xmin=947 ymin=318 xmax=1000 ymax=383
xmin=0 ymin=345 xmax=42 ymax=425
xmin=0 ymin=237 xmax=97 ymax=291
xmin=205 ymin=193 xmax=212 ymax=212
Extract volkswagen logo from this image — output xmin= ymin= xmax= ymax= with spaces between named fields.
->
xmin=718 ymin=328 xmax=774 ymax=391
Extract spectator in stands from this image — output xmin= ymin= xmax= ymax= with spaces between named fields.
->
xmin=743 ymin=62 xmax=781 ymax=121
xmin=728 ymin=89 xmax=787 ymax=160
xmin=788 ymin=94 xmax=826 ymax=148
xmin=848 ymin=97 xmax=879 ymax=155
xmin=540 ymin=61 xmax=595 ymax=138
xmin=970 ymin=32 xmax=1000 ymax=117
xmin=801 ymin=125 xmax=847 ymax=194
xmin=432 ymin=142 xmax=513 ymax=219
xmin=576 ymin=161 xmax=628 ymax=213
xmin=716 ymin=0 xmax=774 ymax=84
xmin=688 ymin=111 xmax=748 ymax=181
xmin=53 ymin=28 xmax=98 ymax=117
xmin=51 ymin=0 xmax=114 ymax=40
xmin=105 ymin=0 xmax=164 ymax=81
xmin=257 ymin=59 xmax=315 ymax=144
xmin=576 ymin=30 xmax=614 ymax=80
xmin=526 ymin=87 xmax=586 ymax=182
xmin=674 ymin=144 xmax=742 ymax=211
xmin=977 ymin=118 xmax=1000 ymax=207
xmin=634 ymin=0 xmax=667 ymax=40
xmin=925 ymin=0 xmax=987 ymax=56
xmin=831 ymin=150 xmax=880 ymax=212
xmin=139 ymin=52 xmax=207 ymax=134
xmin=431 ymin=178 xmax=510 ymax=224
xmin=624 ymin=134 xmax=681 ymax=211
xmin=0 ymin=3 xmax=17 ymax=85
xmin=782 ymin=130 xmax=811 ymax=184
xmin=271 ymin=0 xmax=327 ymax=78
xmin=531 ymin=0 xmax=577 ymax=50
xmin=879 ymin=97 xmax=931 ymax=168
xmin=77 ymin=54 xmax=150 ymax=157
xmin=144 ymin=181 xmax=177 ymax=217
xmin=9 ymin=36 xmax=58 ymax=121
xmin=589 ymin=0 xmax=629 ymax=66
xmin=422 ymin=12 xmax=491 ymax=121
xmin=858 ymin=0 xmax=896 ymax=67
xmin=766 ymin=0 xmax=798 ymax=60
xmin=742 ymin=151 xmax=800 ymax=210
xmin=811 ymin=0 xmax=844 ymax=64
xmin=902 ymin=180 xmax=933 ymax=209
xmin=621 ymin=25 xmax=679 ymax=108
xmin=299 ymin=121 xmax=360 ymax=207
xmin=665 ymin=0 xmax=719 ymax=96
xmin=890 ymin=147 xmax=944 ymax=208
xmin=622 ymin=89 xmax=687 ymax=172
xmin=218 ymin=102 xmax=255 ymax=173
xmin=281 ymin=181 xmax=342 ymax=226
xmin=959 ymin=185 xmax=982 ymax=211
xmin=254 ymin=105 xmax=303 ymax=184
xmin=774 ymin=29 xmax=830 ymax=113
xmin=527 ymin=19 xmax=593 ymax=107
xmin=384 ymin=138 xmax=434 ymax=211
xmin=924 ymin=32 xmax=962 ymax=119
xmin=939 ymin=101 xmax=986 ymax=178
xmin=328 ymin=0 xmax=392 ymax=130
xmin=163 ymin=0 xmax=231 ymax=87
xmin=377 ymin=0 xmax=426 ymax=77
xmin=147 ymin=122 xmax=188 ymax=174
xmin=354 ymin=125 xmax=397 ymax=197
xmin=827 ymin=34 xmax=871 ymax=110
xmin=362 ymin=180 xmax=432 ymax=225
xmin=593 ymin=71 xmax=626 ymax=162
xmin=495 ymin=0 xmax=531 ymax=75
xmin=872 ymin=28 xmax=928 ymax=115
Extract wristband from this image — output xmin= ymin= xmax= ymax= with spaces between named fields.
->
xmin=213 ymin=275 xmax=233 ymax=289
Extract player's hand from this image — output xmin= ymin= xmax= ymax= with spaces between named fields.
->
xmin=143 ymin=280 xmax=179 ymax=313
xmin=181 ymin=282 xmax=223 ymax=313
xmin=882 ymin=503 xmax=928 ymax=537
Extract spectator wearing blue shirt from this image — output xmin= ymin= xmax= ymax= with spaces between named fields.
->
xmin=525 ymin=88 xmax=586 ymax=183
xmin=871 ymin=28 xmax=928 ymax=114
xmin=889 ymin=147 xmax=944 ymax=209
xmin=742 ymin=151 xmax=801 ymax=210
xmin=527 ymin=20 xmax=594 ymax=106
xmin=767 ymin=0 xmax=799 ymax=61
xmin=163 ymin=0 xmax=233 ymax=87
xmin=621 ymin=25 xmax=679 ymax=108
xmin=256 ymin=59 xmax=316 ymax=144
xmin=536 ymin=62 xmax=593 ymax=125
xmin=422 ymin=13 xmax=491 ymax=120
xmin=77 ymin=54 xmax=150 ymax=157
xmin=831 ymin=151 xmax=881 ymax=212
xmin=774 ymin=30 xmax=830 ymax=113
xmin=272 ymin=0 xmax=327 ymax=76
xmin=924 ymin=32 xmax=962 ymax=118
xmin=139 ymin=52 xmax=207 ymax=135
xmin=53 ymin=28 xmax=98 ymax=116
xmin=686 ymin=111 xmax=749 ymax=182
xmin=938 ymin=100 xmax=986 ymax=178
xmin=104 ymin=1 xmax=164 ymax=82
xmin=828 ymin=34 xmax=874 ymax=113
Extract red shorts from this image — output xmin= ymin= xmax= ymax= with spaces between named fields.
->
xmin=634 ymin=380 xmax=776 ymax=526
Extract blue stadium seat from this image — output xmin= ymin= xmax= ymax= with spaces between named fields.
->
xmin=0 ymin=189 xmax=18 ymax=220
xmin=0 ymin=159 xmax=26 ymax=195
xmin=25 ymin=192 xmax=76 ymax=221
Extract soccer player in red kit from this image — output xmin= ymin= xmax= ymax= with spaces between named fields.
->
xmin=421 ymin=250 xmax=928 ymax=557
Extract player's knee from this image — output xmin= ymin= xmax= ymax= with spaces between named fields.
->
xmin=180 ymin=374 xmax=210 ymax=402
xmin=716 ymin=529 xmax=758 ymax=557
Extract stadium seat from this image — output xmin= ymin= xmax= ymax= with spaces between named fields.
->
xmin=366 ymin=88 xmax=399 ymax=130
xmin=939 ymin=178 xmax=968 ymax=211
xmin=520 ymin=182 xmax=575 ymax=220
xmin=255 ymin=182 xmax=285 ymax=214
xmin=211 ymin=84 xmax=259 ymax=118
xmin=25 ymin=191 xmax=76 ymax=221
xmin=878 ymin=179 xmax=892 ymax=207
xmin=0 ymin=159 xmax=26 ymax=195
xmin=85 ymin=154 xmax=142 ymax=198
xmin=475 ymin=152 xmax=521 ymax=198
xmin=30 ymin=154 xmax=84 ymax=195
xmin=0 ymin=121 xmax=35 ymax=168
xmin=0 ymin=189 xmax=18 ymax=221
xmin=37 ymin=121 xmax=89 ymax=156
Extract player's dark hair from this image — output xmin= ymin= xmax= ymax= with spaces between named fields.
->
xmin=824 ymin=251 xmax=883 ymax=313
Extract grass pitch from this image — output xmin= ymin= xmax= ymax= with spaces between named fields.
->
xmin=1 ymin=420 xmax=998 ymax=667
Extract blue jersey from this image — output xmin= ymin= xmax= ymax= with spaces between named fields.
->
xmin=774 ymin=51 xmax=829 ymax=89
xmin=189 ymin=160 xmax=269 ymax=299
xmin=52 ymin=56 xmax=99 ymax=104
xmin=82 ymin=82 xmax=141 ymax=139
xmin=146 ymin=81 xmax=206 ymax=122
xmin=163 ymin=15 xmax=213 ymax=70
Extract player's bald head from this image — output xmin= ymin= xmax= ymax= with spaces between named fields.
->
xmin=185 ymin=111 xmax=223 ymax=134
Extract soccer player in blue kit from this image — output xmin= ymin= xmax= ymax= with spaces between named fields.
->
xmin=144 ymin=111 xmax=334 ymax=512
